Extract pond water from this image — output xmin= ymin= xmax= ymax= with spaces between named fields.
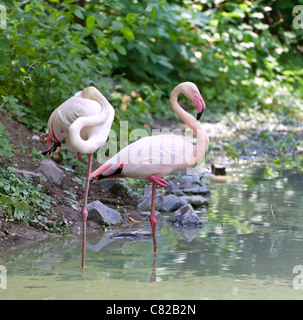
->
xmin=1 ymin=165 xmax=303 ymax=300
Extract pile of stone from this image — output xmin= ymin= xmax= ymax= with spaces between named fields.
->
xmin=90 ymin=174 xmax=211 ymax=227
xmin=23 ymin=159 xmax=211 ymax=230
xmin=137 ymin=177 xmax=210 ymax=228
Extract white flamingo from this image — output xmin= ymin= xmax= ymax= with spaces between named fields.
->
xmin=90 ymin=82 xmax=209 ymax=253
xmin=40 ymin=87 xmax=114 ymax=268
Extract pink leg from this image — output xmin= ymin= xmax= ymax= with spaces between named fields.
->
xmin=145 ymin=175 xmax=169 ymax=187
xmin=150 ymin=182 xmax=157 ymax=253
xmin=81 ymin=153 xmax=93 ymax=268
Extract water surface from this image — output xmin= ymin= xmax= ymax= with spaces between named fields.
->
xmin=1 ymin=165 xmax=303 ymax=300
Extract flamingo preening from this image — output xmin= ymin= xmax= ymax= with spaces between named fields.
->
xmin=90 ymin=82 xmax=209 ymax=253
xmin=40 ymin=87 xmax=115 ymax=268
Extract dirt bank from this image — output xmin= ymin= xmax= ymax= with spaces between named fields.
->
xmin=0 ymin=112 xmax=143 ymax=244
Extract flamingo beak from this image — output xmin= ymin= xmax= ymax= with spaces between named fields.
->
xmin=42 ymin=141 xmax=62 ymax=156
xmin=197 ymin=110 xmax=203 ymax=121
xmin=194 ymin=93 xmax=205 ymax=120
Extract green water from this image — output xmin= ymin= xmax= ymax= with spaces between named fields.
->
xmin=1 ymin=165 xmax=303 ymax=300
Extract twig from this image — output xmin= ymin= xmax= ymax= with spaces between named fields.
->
xmin=270 ymin=204 xmax=285 ymax=232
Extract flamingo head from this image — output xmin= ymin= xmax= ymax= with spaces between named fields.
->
xmin=180 ymin=82 xmax=206 ymax=120
xmin=194 ymin=92 xmax=206 ymax=120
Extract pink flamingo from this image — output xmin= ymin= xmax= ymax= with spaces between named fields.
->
xmin=90 ymin=82 xmax=209 ymax=253
xmin=40 ymin=87 xmax=114 ymax=268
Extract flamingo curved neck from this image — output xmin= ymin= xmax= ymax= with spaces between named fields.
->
xmin=69 ymin=88 xmax=114 ymax=154
xmin=170 ymin=83 xmax=209 ymax=163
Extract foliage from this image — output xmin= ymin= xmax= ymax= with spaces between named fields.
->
xmin=0 ymin=122 xmax=13 ymax=159
xmin=0 ymin=165 xmax=66 ymax=233
xmin=0 ymin=0 xmax=161 ymax=132
xmin=0 ymin=124 xmax=66 ymax=233
xmin=0 ymin=0 xmax=302 ymax=132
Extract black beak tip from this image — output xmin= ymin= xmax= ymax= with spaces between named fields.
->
xmin=196 ymin=110 xmax=203 ymax=121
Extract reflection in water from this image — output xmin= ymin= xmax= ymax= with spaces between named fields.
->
xmin=150 ymin=253 xmax=157 ymax=283
xmin=1 ymin=165 xmax=303 ymax=299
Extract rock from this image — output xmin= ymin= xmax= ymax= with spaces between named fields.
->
xmin=87 ymin=200 xmax=123 ymax=226
xmin=161 ymin=194 xmax=187 ymax=212
xmin=182 ymin=186 xmax=210 ymax=195
xmin=180 ymin=195 xmax=208 ymax=207
xmin=97 ymin=179 xmax=135 ymax=199
xmin=138 ymin=185 xmax=163 ymax=211
xmin=37 ymin=160 xmax=64 ymax=185
xmin=167 ymin=204 xmax=203 ymax=227
xmin=166 ymin=181 xmax=186 ymax=196
xmin=176 ymin=175 xmax=193 ymax=184
xmin=179 ymin=180 xmax=211 ymax=196
xmin=14 ymin=169 xmax=41 ymax=179
xmin=168 ymin=177 xmax=211 ymax=196
xmin=211 ymin=163 xmax=226 ymax=176
xmin=31 ymin=135 xmax=40 ymax=141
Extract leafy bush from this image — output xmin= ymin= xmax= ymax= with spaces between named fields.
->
xmin=0 ymin=0 xmax=302 ymax=131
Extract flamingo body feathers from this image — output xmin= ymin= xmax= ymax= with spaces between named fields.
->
xmin=91 ymin=133 xmax=201 ymax=183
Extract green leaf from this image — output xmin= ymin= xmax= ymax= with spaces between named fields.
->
xmin=96 ymin=36 xmax=105 ymax=48
xmin=158 ymin=58 xmax=173 ymax=70
xmin=126 ymin=13 xmax=138 ymax=25
xmin=0 ymin=195 xmax=12 ymax=207
xmin=58 ymin=61 xmax=69 ymax=71
xmin=116 ymin=44 xmax=126 ymax=55
xmin=109 ymin=52 xmax=118 ymax=61
xmin=86 ymin=15 xmax=95 ymax=30
xmin=0 ymin=36 xmax=9 ymax=49
xmin=121 ymin=27 xmax=134 ymax=42
xmin=150 ymin=7 xmax=157 ymax=20
xmin=74 ymin=8 xmax=84 ymax=20
xmin=111 ymin=21 xmax=124 ymax=31
xmin=15 ymin=201 xmax=29 ymax=213
xmin=1 ymin=0 xmax=15 ymax=9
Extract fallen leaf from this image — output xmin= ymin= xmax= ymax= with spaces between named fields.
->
xmin=129 ymin=217 xmax=141 ymax=223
